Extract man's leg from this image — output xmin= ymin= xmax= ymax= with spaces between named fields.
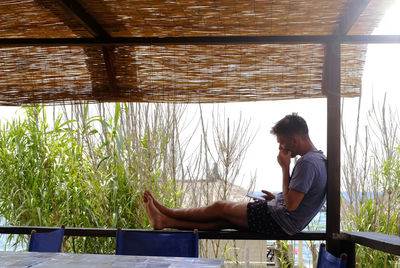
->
xmin=144 ymin=190 xmax=249 ymax=230
xmin=145 ymin=197 xmax=235 ymax=230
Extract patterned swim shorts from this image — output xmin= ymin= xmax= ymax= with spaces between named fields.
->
xmin=247 ymin=201 xmax=286 ymax=234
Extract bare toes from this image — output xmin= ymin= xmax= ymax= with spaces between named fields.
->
xmin=145 ymin=199 xmax=164 ymax=230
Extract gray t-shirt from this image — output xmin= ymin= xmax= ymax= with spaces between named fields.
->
xmin=268 ymin=150 xmax=327 ymax=235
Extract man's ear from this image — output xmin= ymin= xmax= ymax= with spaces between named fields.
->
xmin=292 ymin=135 xmax=300 ymax=145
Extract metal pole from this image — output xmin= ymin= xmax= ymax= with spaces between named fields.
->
xmin=325 ymin=40 xmax=342 ymax=256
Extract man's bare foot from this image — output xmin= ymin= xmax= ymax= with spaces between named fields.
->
xmin=143 ymin=191 xmax=148 ymax=202
xmin=143 ymin=190 xmax=152 ymax=202
xmin=143 ymin=190 xmax=170 ymax=215
xmin=144 ymin=196 xmax=165 ymax=230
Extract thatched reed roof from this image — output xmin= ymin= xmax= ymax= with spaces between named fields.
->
xmin=0 ymin=0 xmax=395 ymax=105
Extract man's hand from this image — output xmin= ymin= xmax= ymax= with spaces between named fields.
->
xmin=277 ymin=149 xmax=291 ymax=170
xmin=261 ymin=190 xmax=276 ymax=200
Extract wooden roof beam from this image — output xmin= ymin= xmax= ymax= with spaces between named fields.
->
xmin=322 ymin=0 xmax=372 ymax=95
xmin=102 ymin=46 xmax=118 ymax=96
xmin=54 ymin=0 xmax=118 ymax=97
xmin=55 ymin=0 xmax=110 ymax=38
xmin=335 ymin=0 xmax=372 ymax=35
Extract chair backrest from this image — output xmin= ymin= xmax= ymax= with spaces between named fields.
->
xmin=28 ymin=226 xmax=65 ymax=253
xmin=316 ymin=243 xmax=347 ymax=268
xmin=116 ymin=229 xmax=199 ymax=257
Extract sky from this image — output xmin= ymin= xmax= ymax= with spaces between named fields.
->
xmin=0 ymin=0 xmax=399 ymax=192
xmin=192 ymin=0 xmax=400 ymax=192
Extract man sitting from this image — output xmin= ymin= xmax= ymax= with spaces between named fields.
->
xmin=143 ymin=113 xmax=327 ymax=235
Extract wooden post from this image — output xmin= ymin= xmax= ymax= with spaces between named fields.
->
xmin=340 ymin=240 xmax=356 ymax=267
xmin=325 ymin=40 xmax=342 ymax=256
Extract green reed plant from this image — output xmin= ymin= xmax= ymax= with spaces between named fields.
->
xmin=341 ymin=96 xmax=400 ymax=267
xmin=0 ymin=103 xmax=186 ymax=253
xmin=344 ymin=154 xmax=400 ymax=267
xmin=0 ymin=102 xmax=256 ymax=260
xmin=0 ymin=106 xmax=92 ymax=249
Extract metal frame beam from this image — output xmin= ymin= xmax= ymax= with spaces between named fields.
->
xmin=1 ymin=35 xmax=399 ymax=46
xmin=323 ymin=1 xmax=370 ymax=259
xmin=325 ymin=40 xmax=342 ymax=257
xmin=0 ymin=226 xmax=327 ymax=240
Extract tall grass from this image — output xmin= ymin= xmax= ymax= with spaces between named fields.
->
xmin=0 ymin=103 xmax=186 ymax=253
xmin=183 ymin=106 xmax=256 ymax=261
xmin=341 ymin=96 xmax=400 ymax=267
xmin=0 ymin=103 xmax=256 ymax=260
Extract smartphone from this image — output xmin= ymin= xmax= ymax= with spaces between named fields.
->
xmin=246 ymin=193 xmax=265 ymax=201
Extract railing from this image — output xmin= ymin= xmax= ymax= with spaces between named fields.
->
xmin=0 ymin=226 xmax=326 ymax=240
xmin=1 ymin=226 xmax=399 ymax=267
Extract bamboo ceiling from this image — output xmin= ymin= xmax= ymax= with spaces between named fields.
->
xmin=0 ymin=0 xmax=395 ymax=105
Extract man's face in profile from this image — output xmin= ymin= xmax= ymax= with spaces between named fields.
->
xmin=277 ymin=134 xmax=298 ymax=157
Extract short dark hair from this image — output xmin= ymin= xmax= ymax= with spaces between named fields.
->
xmin=271 ymin=113 xmax=309 ymax=138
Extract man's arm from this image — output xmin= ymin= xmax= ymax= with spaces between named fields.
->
xmin=278 ymin=149 xmax=305 ymax=211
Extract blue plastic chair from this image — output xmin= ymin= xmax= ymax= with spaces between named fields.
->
xmin=116 ymin=229 xmax=199 ymax=257
xmin=28 ymin=226 xmax=65 ymax=253
xmin=316 ymin=243 xmax=347 ymax=268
